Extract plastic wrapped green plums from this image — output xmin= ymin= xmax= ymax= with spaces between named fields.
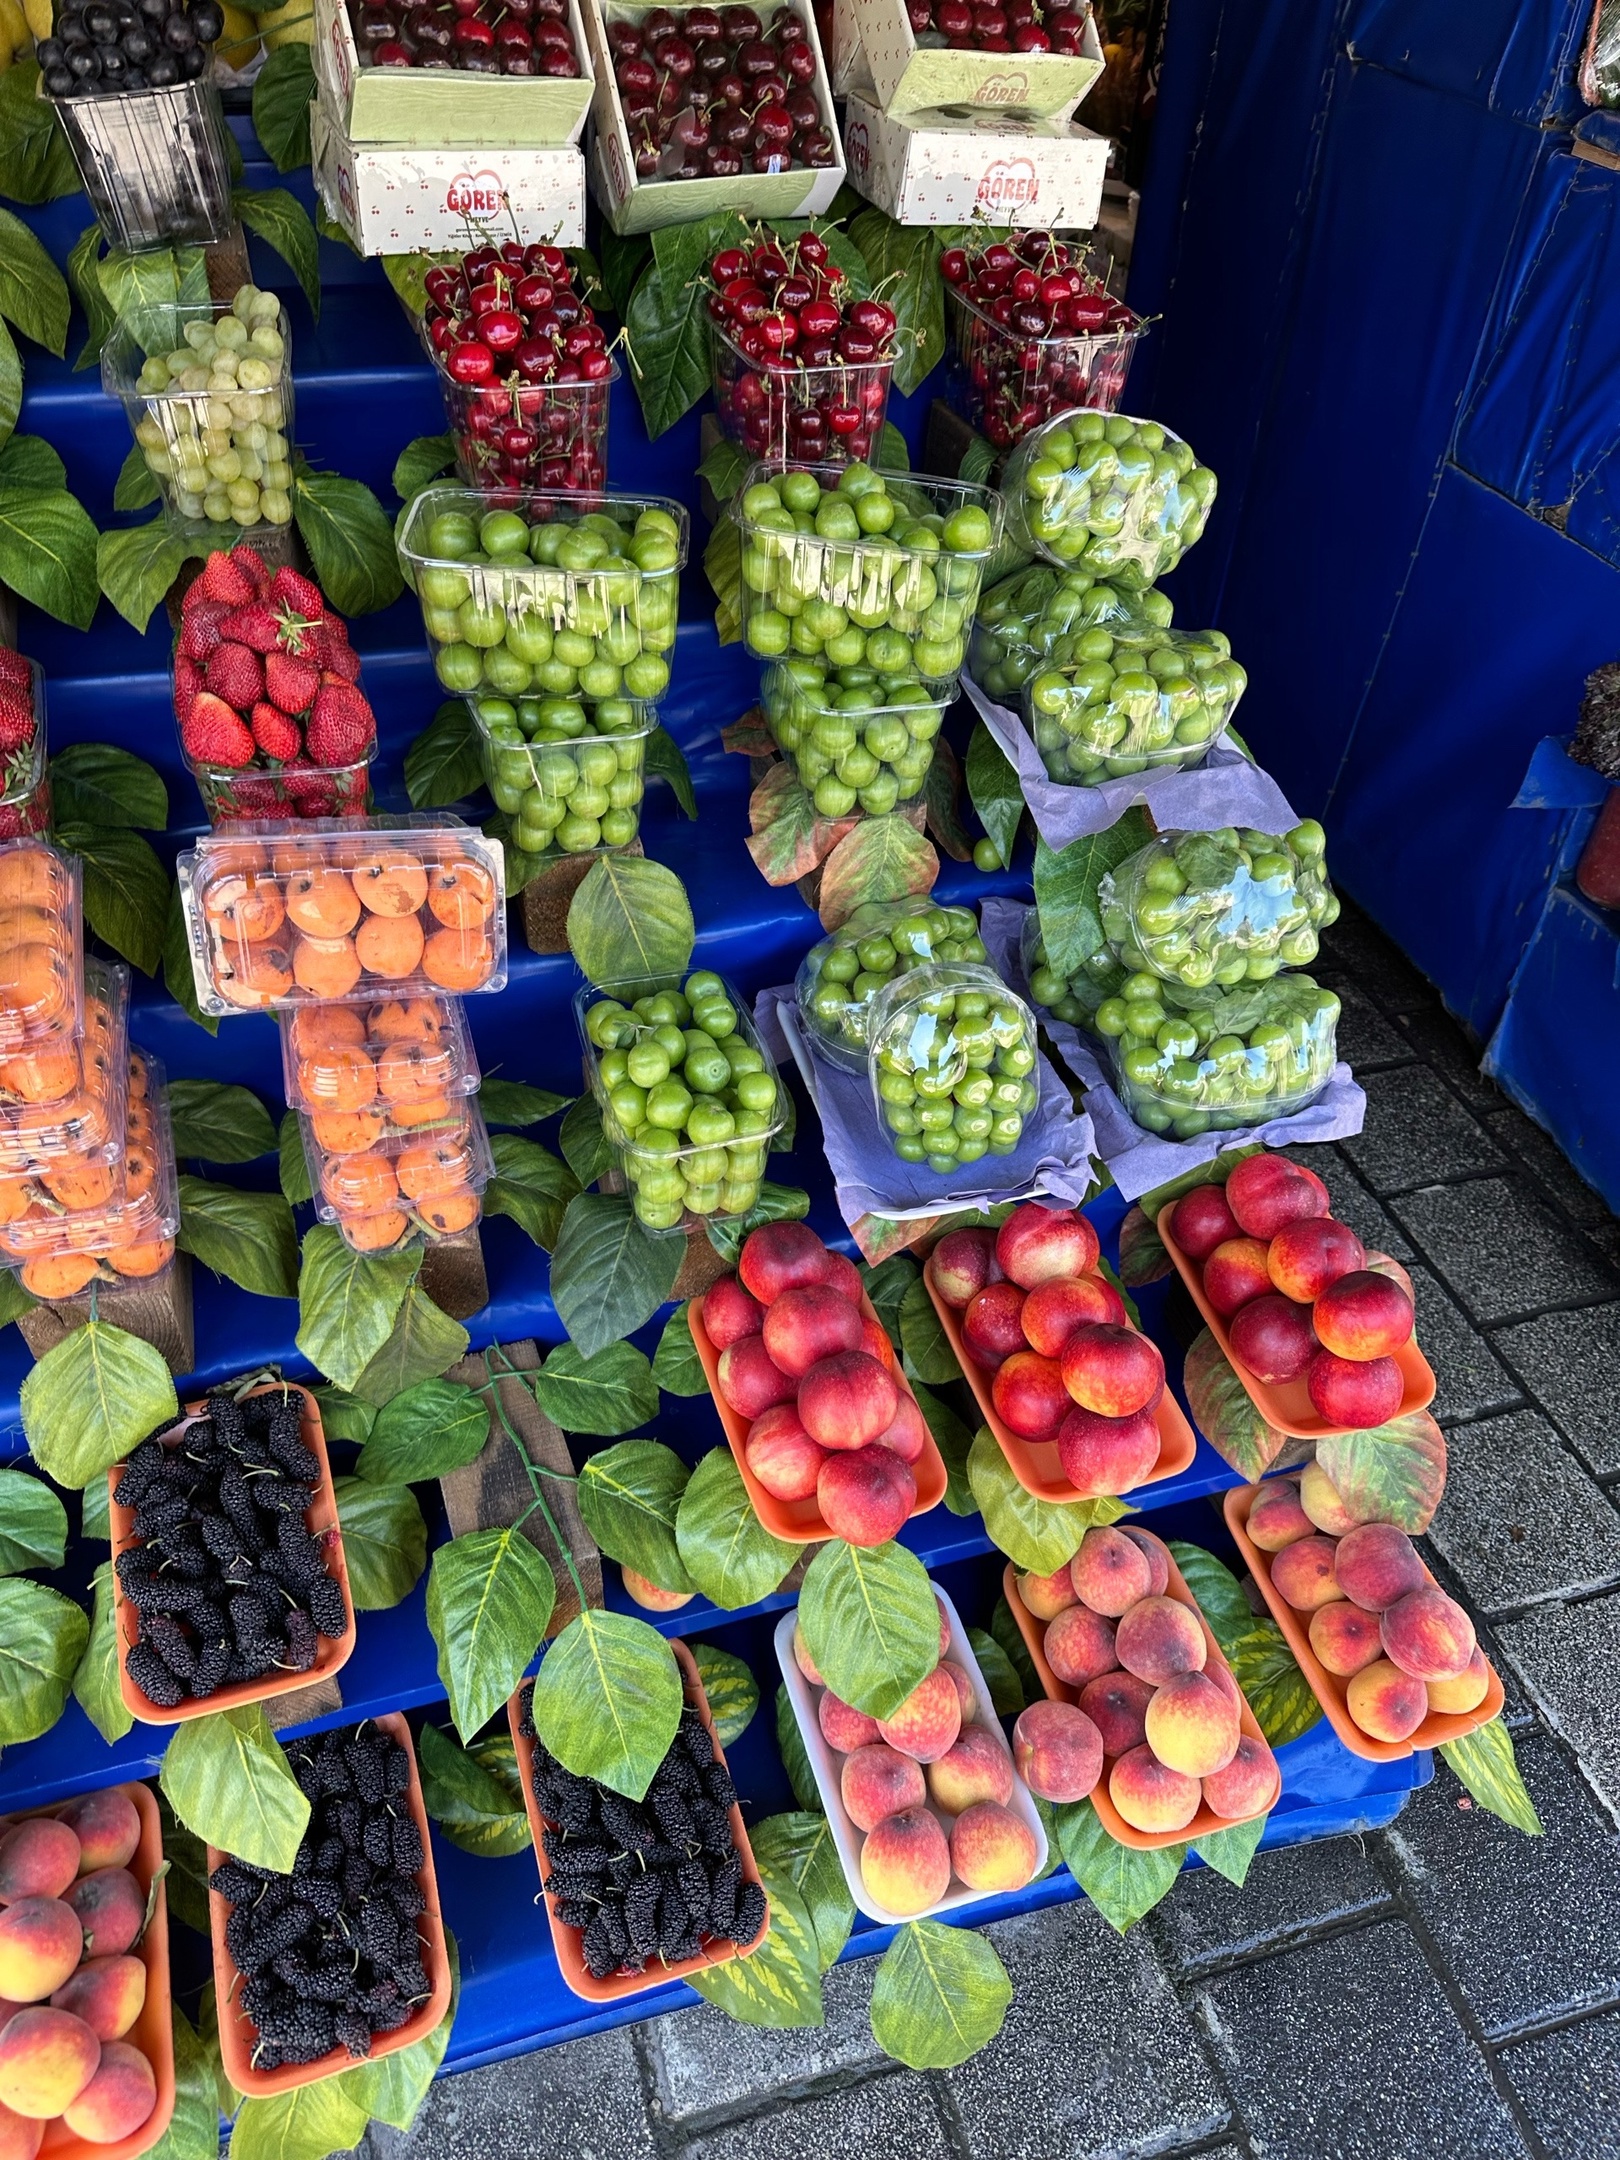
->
xmin=1099 ymin=822 xmax=1339 ymax=990
xmin=797 ymin=900 xmax=989 ymax=1072
xmin=1003 ymin=411 xmax=1216 ymax=586
xmin=1093 ymin=970 xmax=1341 ymax=1137
xmin=868 ymin=962 xmax=1039 ymax=1174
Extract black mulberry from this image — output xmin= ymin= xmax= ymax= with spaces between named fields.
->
xmin=306 ymin=1575 xmax=346 ymax=1640
xmin=126 ymin=1642 xmax=184 ymax=1708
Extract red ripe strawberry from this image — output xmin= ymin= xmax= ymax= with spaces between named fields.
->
xmin=305 ymin=678 xmax=375 ymax=766
xmin=269 ymin=566 xmax=324 ymax=617
xmin=178 ymin=599 xmax=229 ymax=663
xmin=219 ymin=602 xmax=283 ymax=655
xmin=265 ymin=649 xmax=319 ymax=715
xmin=174 ymin=654 xmax=202 ymax=723
xmin=284 ymin=760 xmax=339 ymax=814
xmin=205 ymin=642 xmax=265 ymax=712
xmin=0 ymin=685 xmax=33 ymax=755
xmin=250 ymin=702 xmax=301 ymax=761
xmin=308 ymin=623 xmax=363 ymax=684
xmin=227 ymin=775 xmax=284 ymax=818
xmin=182 ymin=692 xmax=255 ymax=770
xmin=0 ymin=650 xmax=30 ymax=688
xmin=229 ymin=545 xmax=272 ymax=594
xmin=189 ymin=551 xmax=254 ymax=609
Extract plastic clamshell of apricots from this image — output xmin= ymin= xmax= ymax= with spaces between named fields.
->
xmin=176 ymin=817 xmax=508 ymax=1017
xmin=0 ymin=1048 xmax=180 ymax=1284
xmin=773 ymin=1588 xmax=1047 ymax=1925
xmin=0 ymin=837 xmax=84 ymax=1055
xmin=278 ymin=993 xmax=480 ymax=1124
xmin=0 ymin=956 xmax=130 ymax=1171
xmin=300 ymin=1096 xmax=493 ymax=1253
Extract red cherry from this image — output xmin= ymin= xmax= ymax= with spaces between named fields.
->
xmin=447 ymin=340 xmax=495 ymax=384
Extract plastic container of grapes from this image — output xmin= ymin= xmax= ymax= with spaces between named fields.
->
xmin=0 ymin=837 xmax=82 ymax=1056
xmin=0 ymin=658 xmax=50 ymax=841
xmin=429 ymin=350 xmax=619 ymax=492
xmin=710 ymin=318 xmax=894 ymax=467
xmin=945 ymin=282 xmax=1141 ymax=450
xmin=1017 ymin=624 xmax=1246 ymax=788
xmin=51 ymin=77 xmax=234 ymax=251
xmin=0 ymin=955 xmax=129 ymax=1172
xmin=794 ymin=895 xmax=988 ymax=1075
xmin=866 ymin=961 xmax=1039 ymax=1174
xmin=475 ymin=699 xmax=658 ymax=855
xmin=1095 ymin=984 xmax=1341 ymax=1143
xmin=301 ymin=1097 xmax=494 ymax=1249
xmin=760 ymin=660 xmax=945 ymax=818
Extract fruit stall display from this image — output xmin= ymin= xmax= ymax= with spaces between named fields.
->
xmin=0 ymin=92 xmax=1545 ymax=2153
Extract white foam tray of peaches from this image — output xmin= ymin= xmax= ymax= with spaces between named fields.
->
xmin=774 ymin=1590 xmax=1048 ymax=1925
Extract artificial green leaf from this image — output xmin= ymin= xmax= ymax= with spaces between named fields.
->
xmin=177 ymin=1178 xmax=299 ymax=1299
xmin=652 ymin=1302 xmax=706 ymax=1397
xmin=165 ymin=881 xmax=216 ymax=1036
xmin=991 ymin=1593 xmax=1042 ymax=1705
xmin=688 ymin=1640 xmax=759 ymax=1749
xmin=922 ymin=737 xmax=973 ymax=862
xmin=624 ymin=258 xmax=713 ymax=438
xmin=1181 ymin=1328 xmax=1292 ymax=1482
xmin=648 ymin=207 xmax=747 ymax=291
xmin=250 ymin=42 xmax=315 ymax=172
xmin=675 ymin=1448 xmax=797 ymax=1610
xmin=1033 ymin=815 xmax=1152 ymax=980
xmin=379 ymin=249 xmax=453 ymax=318
xmin=0 ymin=1577 xmax=85 ymax=1744
xmin=427 ymin=1527 xmax=557 ymax=1743
xmin=1225 ymin=1624 xmax=1322 ymax=1749
xmin=847 ymin=211 xmax=952 ymax=397
xmin=0 ymin=434 xmax=63 ymax=489
xmin=333 ymin=1477 xmax=426 ymax=1610
xmin=113 ymin=442 xmax=159 ymax=513
xmin=1117 ymin=1204 xmax=1171 ymax=1287
xmin=645 ymin=726 xmax=697 ymax=818
xmin=1165 ymin=1540 xmax=1253 ymax=1652
xmin=968 ymin=1427 xmax=1126 ymax=1574
xmin=0 ymin=62 xmax=80 ymax=206
xmin=1316 ymin=1410 xmax=1448 ymax=1536
xmin=95 ymin=240 xmax=206 ymax=355
xmin=558 ymin=1094 xmax=614 ymax=1188
xmin=279 ymin=1111 xmax=311 ymax=1204
xmin=529 ymin=1607 xmax=682 ymax=1801
xmin=418 ymin=1723 xmax=532 ymax=1858
xmin=799 ymin=1538 xmax=938 ymax=1720
xmin=0 ymin=1269 xmax=30 ymax=1330
xmin=160 ymin=1703 xmax=311 ymax=1872
xmin=393 ymin=433 xmax=457 ymax=502
xmin=354 ymin=1376 xmax=488 ymax=1484
xmin=0 ymin=203 xmax=68 ymax=353
xmin=705 ymin=1182 xmax=811 ymax=1266
xmin=599 ymin=228 xmax=651 ymax=318
xmin=911 ymin=1382 xmax=975 ymax=1516
xmin=483 ymin=1133 xmax=580 ymax=1252
xmin=99 ymin=515 xmax=185 ymax=633
xmin=54 ymin=823 xmax=168 ymax=972
xmin=348 ymin=1290 xmax=473 ymax=1408
xmin=1054 ymin=1798 xmax=1184 ymax=1932
xmin=479 ymin=1079 xmax=570 ymax=1129
xmin=775 ymin=1681 xmax=821 ymax=1812
xmin=72 ymin=1560 xmax=132 ymax=1747
xmin=566 ymin=854 xmax=694 ymax=991
xmin=232 ymin=187 xmax=320 ymax=317
xmin=0 ymin=482 xmax=100 ymax=629
xmin=0 ymin=1466 xmax=66 ymax=1574
xmin=230 ymin=2084 xmax=369 ymax=2160
xmin=860 ymin=1253 xmax=919 ymax=1341
xmin=533 ymin=1339 xmax=657 ymax=1436
xmin=294 ymin=467 xmax=403 ymax=615
xmin=549 ymin=1193 xmax=683 ymax=1361
xmin=20 ymin=1319 xmax=179 ymax=1489
xmin=169 ymin=1083 xmax=276 ymax=1165
xmin=898 ymin=1274 xmax=958 ymax=1384
xmin=144 ymin=2002 xmax=220 ymax=2160
xmin=967 ymin=1625 xmax=1026 ymax=1717
xmin=816 ymin=814 xmax=938 ymax=932
xmin=697 ymin=436 xmax=749 ymax=507
xmin=0 ymin=314 xmax=22 ymax=460
xmin=50 ymin=741 xmax=168 ymax=831
xmin=81 ymin=1475 xmax=109 ymax=1541
xmin=1439 ymin=1718 xmax=1542 ymax=1837
xmin=153 ymin=1792 xmax=211 ymax=1939
xmin=687 ymin=1850 xmax=822 ymax=2030
xmin=404 ymin=698 xmax=482 ymax=809
xmin=966 ymin=719 xmax=1024 ymax=871
xmin=309 ymin=1385 xmax=374 ymax=1443
xmin=871 ymin=1920 xmax=1012 ymax=2068
xmin=294 ymin=1225 xmax=417 ymax=1393
xmin=748 ymin=1810 xmax=851 ymax=1972
xmin=877 ymin=418 xmax=908 ymax=468
xmin=577 ymin=1440 xmax=695 ymax=1595
xmin=1192 ymin=1813 xmax=1268 ymax=1886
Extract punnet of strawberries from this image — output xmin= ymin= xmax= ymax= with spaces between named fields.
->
xmin=173 ymin=543 xmax=377 ymax=820
xmin=0 ymin=649 xmax=45 ymax=840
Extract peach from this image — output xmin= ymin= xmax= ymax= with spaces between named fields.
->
xmin=873 ymin=1394 xmax=928 ymax=1465
xmin=1202 ymin=1732 xmax=1281 ymax=1820
xmin=1042 ymin=1604 xmax=1119 ymax=1688
xmin=1346 ymin=1658 xmax=1429 ymax=1741
xmin=52 ymin=1796 xmax=137 ymax=1881
xmin=841 ymin=1743 xmax=925 ymax=1831
xmin=992 ymin=1351 xmax=1071 ymax=1441
xmin=1021 ymin=1275 xmax=1118 ymax=1357
xmin=939 ymin=1660 xmax=977 ymax=1723
xmin=1115 ymin=1596 xmax=1207 ymax=1685
xmin=1017 ymin=1564 xmax=1078 ymax=1621
xmin=1144 ymin=1669 xmax=1240 ymax=1777
xmin=49 ymin=1957 xmax=145 ymax=2043
xmin=701 ymin=1273 xmax=764 ymax=1351
xmin=1267 ymin=1216 xmax=1366 ymax=1303
xmin=621 ymin=1568 xmax=693 ymax=1611
xmin=792 ymin=1623 xmax=823 ymax=1686
xmin=1268 ymin=1535 xmax=1345 ymax=1613
xmin=1225 ymin=1154 xmax=1330 ymax=1239
xmin=1109 ymin=1745 xmax=1200 ymax=1833
xmin=995 ymin=1202 xmax=1098 ymax=1289
xmin=0 ymin=2007 xmax=99 ymax=2118
xmin=1299 ymin=1459 xmax=1362 ymax=1537
xmin=1056 ymin=1406 xmax=1160 ymax=1498
xmin=949 ymin=1801 xmax=1038 ymax=1892
xmin=1070 ymin=1526 xmax=1153 ymax=1617
xmin=1366 ymin=1252 xmax=1416 ymax=1301
xmin=935 ymin=1597 xmax=951 ymax=1657
xmin=0 ymin=2102 xmax=39 ymax=2160
xmin=60 ymin=2040 xmax=155 ymax=2144
xmin=877 ymin=1666 xmax=961 ymax=1763
xmin=1204 ymin=1660 xmax=1242 ymax=1713
xmin=1119 ymin=1526 xmax=1171 ymax=1597
xmin=0 ymin=1901 xmax=84 ymax=2003
xmin=1307 ymin=1601 xmax=1384 ymax=1677
xmin=0 ymin=1823 xmax=79 ymax=1905
xmin=860 ymin=1808 xmax=951 ymax=1916
xmin=744 ymin=1403 xmax=827 ymax=1502
xmin=1013 ymin=1700 xmax=1104 ymax=1802
xmin=1202 ymin=1238 xmax=1274 ymax=1318
xmin=1426 ymin=1647 xmax=1491 ymax=1715
xmin=1313 ymin=1270 xmax=1415 ymax=1362
xmin=1307 ymin=1350 xmax=1403 ymax=1427
xmin=798 ymin=1352 xmax=898 ymax=1450
xmin=819 ymin=1691 xmax=880 ymax=1753
xmin=1334 ymin=1523 xmax=1427 ymax=1612
xmin=1246 ymin=1478 xmax=1314 ymax=1551
xmin=930 ymin=1228 xmax=999 ymax=1310
xmin=961 ymin=1282 xmax=1027 ymax=1371
xmin=1060 ymin=1324 xmax=1164 ymax=1419
xmin=862 ymin=1317 xmax=898 ymax=1373
xmin=1167 ymin=1184 xmax=1239 ymax=1262
xmin=928 ymin=1726 xmax=1014 ymax=1814
xmin=1229 ymin=1294 xmax=1318 ymax=1385
xmin=738 ymin=1221 xmax=830 ymax=1303
xmin=1380 ymin=1590 xmax=1476 ymax=1683
xmin=820 ymin=1251 xmax=865 ymax=1305
xmin=1078 ymin=1671 xmax=1154 ymax=1755
xmin=715 ymin=1335 xmax=796 ymax=1421
xmin=763 ymin=1284 xmax=864 ymax=1379
xmin=817 ymin=1446 xmax=915 ymax=1546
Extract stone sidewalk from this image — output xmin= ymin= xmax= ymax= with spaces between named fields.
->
xmin=371 ymin=897 xmax=1620 ymax=2160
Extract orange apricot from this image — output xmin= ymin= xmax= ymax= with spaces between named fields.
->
xmin=427 ymin=858 xmax=496 ymax=929
xmin=41 ymin=1162 xmax=115 ymax=1211
xmin=0 ymin=1045 xmax=78 ymax=1104
xmin=285 ymin=867 xmax=362 ymax=938
xmin=376 ymin=1042 xmax=451 ymax=1107
xmin=106 ymin=1237 xmax=173 ymax=1279
xmin=322 ymin=1151 xmax=399 ymax=1216
xmin=342 ymin=1208 xmax=409 ymax=1252
xmin=20 ymin=1252 xmax=99 ymax=1299
xmin=0 ymin=911 xmax=59 ymax=954
xmin=422 ymin=926 xmax=494 ymax=992
xmin=202 ymin=874 xmax=285 ymax=944
xmin=0 ymin=1179 xmax=29 ymax=1225
xmin=389 ymin=1094 xmax=453 ymax=1131
xmin=300 ymin=1045 xmax=377 ymax=1113
xmin=122 ymin=1144 xmax=156 ymax=1203
xmin=397 ymin=1131 xmax=473 ymax=1200
xmin=0 ymin=947 xmax=68 ymax=1025
xmin=215 ymin=940 xmax=293 ymax=1008
xmin=355 ymin=914 xmax=425 ymax=981
xmin=293 ymin=935 xmax=362 ymax=1000
xmin=310 ymin=1108 xmax=383 ymax=1152
xmin=290 ymin=1006 xmax=367 ymax=1058
xmin=0 ymin=846 xmax=62 ymax=910
xmin=350 ymin=848 xmax=428 ymax=918
xmin=368 ymin=997 xmax=446 ymax=1046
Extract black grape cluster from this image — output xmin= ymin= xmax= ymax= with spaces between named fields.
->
xmin=39 ymin=0 xmax=224 ymax=96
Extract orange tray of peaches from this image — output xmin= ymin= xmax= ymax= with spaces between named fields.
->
xmin=0 ymin=957 xmax=129 ymax=1173
xmin=301 ymin=1094 xmax=493 ymax=1256
xmin=177 ymin=820 xmax=507 ymax=1016
xmin=0 ymin=838 xmax=83 ymax=1055
xmin=923 ymin=1204 xmax=1197 ymax=1505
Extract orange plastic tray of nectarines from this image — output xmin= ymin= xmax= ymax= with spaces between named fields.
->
xmin=689 ymin=1288 xmax=946 ymax=1543
xmin=1223 ymin=1485 xmax=1503 ymax=1762
xmin=924 ymin=1259 xmax=1196 ymax=1505
xmin=1158 ymin=1217 xmax=1436 ymax=1440
xmin=1001 ymin=1559 xmax=1276 ymax=1851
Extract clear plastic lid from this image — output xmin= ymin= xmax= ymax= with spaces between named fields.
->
xmin=796 ymin=899 xmax=988 ymax=1075
xmin=1099 ymin=824 xmax=1340 ymax=992
xmin=0 ymin=1047 xmax=180 ymax=1273
xmin=1092 ymin=971 xmax=1341 ymax=1139
xmin=177 ymin=819 xmax=508 ymax=1015
xmin=300 ymin=1098 xmax=493 ymax=1252
xmin=0 ymin=957 xmax=130 ymax=1170
xmin=1020 ymin=623 xmax=1247 ymax=788
xmin=0 ymin=840 xmax=84 ymax=1056
xmin=867 ymin=961 xmax=1039 ymax=1176
xmin=968 ymin=565 xmax=1171 ymax=703
xmin=280 ymin=993 xmax=479 ymax=1119
xmin=1002 ymin=411 xmax=1217 ymax=588
xmin=761 ymin=661 xmax=945 ymax=817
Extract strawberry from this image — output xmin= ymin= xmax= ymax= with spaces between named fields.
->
xmin=181 ymin=693 xmax=255 ymax=770
xmin=189 ymin=552 xmax=254 ymax=609
xmin=250 ymin=702 xmax=301 ymax=761
xmin=307 ymin=623 xmax=363 ymax=684
xmin=178 ymin=599 xmax=229 ymax=663
xmin=305 ymin=678 xmax=376 ymax=766
xmin=229 ymin=545 xmax=272 ymax=594
xmin=0 ymin=650 xmax=30 ymax=688
xmin=227 ymin=775 xmax=284 ymax=818
xmin=204 ymin=642 xmax=265 ymax=712
xmin=174 ymin=655 xmax=202 ymax=724
xmin=0 ymin=686 xmax=33 ymax=757
xmin=283 ymin=760 xmax=339 ymax=814
xmin=268 ymin=567 xmax=324 ymax=617
xmin=265 ymin=649 xmax=319 ymax=715
xmin=219 ymin=602 xmax=283 ymax=655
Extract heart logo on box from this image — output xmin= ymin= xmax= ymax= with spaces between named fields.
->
xmin=847 ymin=120 xmax=869 ymax=175
xmin=977 ymin=156 xmax=1039 ymax=215
xmin=446 ymin=170 xmax=509 ymax=217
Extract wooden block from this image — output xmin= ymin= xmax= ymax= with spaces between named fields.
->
xmin=417 ymin=1225 xmax=489 ymax=1322
xmin=520 ymin=841 xmax=643 ymax=955
xmin=204 ymin=224 xmax=253 ymax=306
xmin=923 ymin=398 xmax=991 ymax=483
xmin=263 ymin=1676 xmax=344 ymax=1730
xmin=17 ymin=1254 xmax=196 ymax=1376
xmin=672 ymin=1225 xmax=730 ymax=1300
xmin=439 ymin=1340 xmax=602 ymax=1634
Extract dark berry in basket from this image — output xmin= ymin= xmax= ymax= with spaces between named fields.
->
xmin=352 ymin=0 xmax=580 ymax=74
xmin=45 ymin=0 xmax=220 ymax=93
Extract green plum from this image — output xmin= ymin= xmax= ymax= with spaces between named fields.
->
xmin=868 ymin=962 xmax=1038 ymax=1174
xmin=1002 ymin=411 xmax=1216 ymax=588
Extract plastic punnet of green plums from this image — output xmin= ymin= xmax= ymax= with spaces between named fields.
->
xmin=734 ymin=461 xmax=1002 ymax=687
xmin=1003 ymin=411 xmax=1216 ymax=587
xmin=868 ymin=961 xmax=1039 ymax=1175
xmin=581 ymin=971 xmax=784 ymax=1230
xmin=1020 ymin=911 xmax=1128 ymax=1027
xmin=797 ymin=900 xmax=989 ymax=1073
xmin=1099 ymin=821 xmax=1339 ymax=991
xmin=476 ymin=697 xmax=654 ymax=856
xmin=762 ymin=661 xmax=946 ymax=818
xmin=969 ymin=562 xmax=1171 ymax=703
xmin=1093 ymin=970 xmax=1341 ymax=1138
xmin=403 ymin=489 xmax=685 ymax=713
xmin=1022 ymin=622 xmax=1247 ymax=786
xmin=125 ymin=285 xmax=292 ymax=528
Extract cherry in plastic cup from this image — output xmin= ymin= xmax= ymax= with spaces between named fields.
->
xmin=710 ymin=320 xmax=894 ymax=467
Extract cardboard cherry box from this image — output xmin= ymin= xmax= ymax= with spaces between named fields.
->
xmin=312 ymin=99 xmax=587 ymax=255
xmin=847 ymin=0 xmax=1102 ymax=118
xmin=843 ymin=94 xmax=1109 ymax=226
xmin=312 ymin=0 xmax=594 ymax=145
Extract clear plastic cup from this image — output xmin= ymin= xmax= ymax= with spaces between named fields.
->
xmin=1100 ymin=825 xmax=1340 ymax=991
xmin=760 ymin=660 xmax=946 ymax=819
xmin=280 ymin=993 xmax=479 ymax=1119
xmin=710 ymin=320 xmax=894 ymax=468
xmin=301 ymin=1098 xmax=494 ymax=1255
xmin=796 ymin=898 xmax=987 ymax=1075
xmin=0 ymin=957 xmax=129 ymax=1171
xmin=52 ymin=79 xmax=234 ymax=252
xmin=430 ymin=350 xmax=618 ymax=493
xmin=185 ymin=751 xmax=373 ymax=827
xmin=1019 ymin=623 xmax=1247 ymax=787
xmin=867 ymin=962 xmax=1039 ymax=1175
xmin=1002 ymin=410 xmax=1216 ymax=587
xmin=474 ymin=698 xmax=657 ymax=856
xmin=1092 ymin=972 xmax=1342 ymax=1139
xmin=945 ymin=283 xmax=1142 ymax=451
xmin=0 ymin=839 xmax=83 ymax=1056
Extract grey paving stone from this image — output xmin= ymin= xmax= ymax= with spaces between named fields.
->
xmin=1338 ymin=1065 xmax=1507 ymax=1196
xmin=1499 ymin=2006 xmax=1620 ymax=2160
xmin=1497 ymin=1594 xmax=1620 ymax=1823
xmin=1390 ymin=1177 xmax=1619 ymax=1324
xmin=1331 ymin=981 xmax=1416 ymax=1072
xmin=1152 ymin=1834 xmax=1391 ymax=1976
xmin=1492 ymin=1303 xmax=1620 ymax=1480
xmin=678 ymin=2070 xmax=951 ymax=2160
xmin=648 ymin=1957 xmax=882 ymax=2122
xmin=1394 ymin=1007 xmax=1503 ymax=1111
xmin=1192 ymin=1922 xmax=1529 ymax=2160
xmin=1279 ymin=1144 xmax=1412 ymax=1260
xmin=1318 ymin=904 xmax=1436 ymax=1013
xmin=1483 ymin=1103 xmax=1614 ymax=1226
xmin=362 ymin=2025 xmax=654 ymax=2160
xmin=1408 ymin=1263 xmax=1523 ymax=1428
xmin=1425 ymin=1409 xmax=1620 ymax=1616
xmin=945 ymin=1899 xmax=1228 ymax=2159
xmin=1378 ymin=1728 xmax=1620 ymax=2037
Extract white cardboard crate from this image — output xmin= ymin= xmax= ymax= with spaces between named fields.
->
xmin=847 ymin=0 xmax=1102 ymax=119
xmin=311 ymin=0 xmax=593 ymax=145
xmin=843 ymin=93 xmax=1109 ymax=226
